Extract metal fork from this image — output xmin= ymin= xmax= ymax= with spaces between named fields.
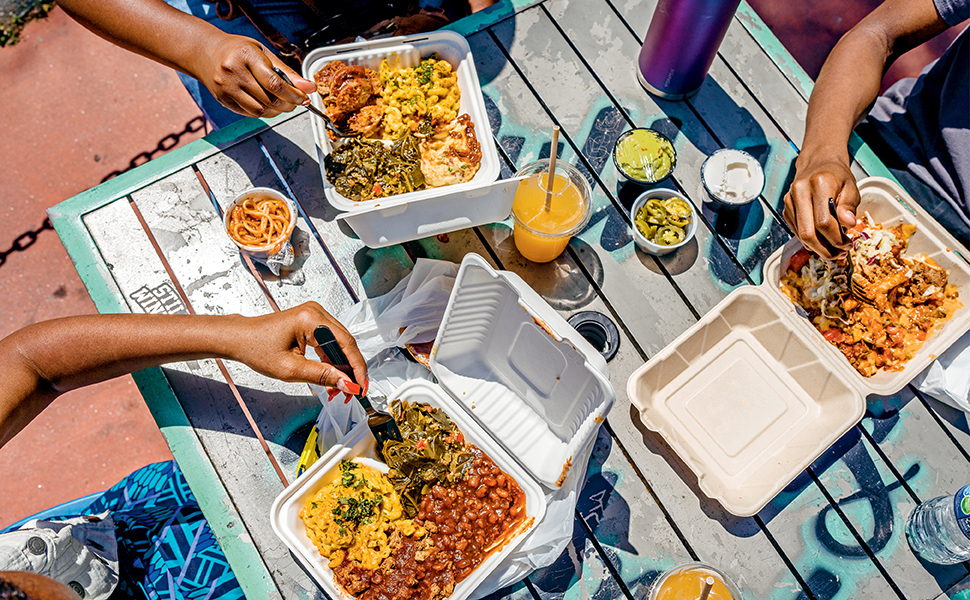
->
xmin=272 ymin=68 xmax=359 ymax=138
xmin=829 ymin=198 xmax=874 ymax=305
xmin=313 ymin=326 xmax=402 ymax=452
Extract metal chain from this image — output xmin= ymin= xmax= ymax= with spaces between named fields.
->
xmin=0 ymin=217 xmax=53 ymax=268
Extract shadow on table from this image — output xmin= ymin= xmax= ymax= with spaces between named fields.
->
xmin=529 ymin=429 xmax=665 ymax=598
xmin=255 ymin=125 xmax=341 ymax=224
xmin=161 ymin=366 xmax=320 ymax=478
xmin=924 ymin=394 xmax=970 ymax=437
xmin=473 ymin=222 xmax=606 ymax=313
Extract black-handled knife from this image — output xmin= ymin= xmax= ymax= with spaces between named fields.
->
xmin=313 ymin=326 xmax=402 ymax=450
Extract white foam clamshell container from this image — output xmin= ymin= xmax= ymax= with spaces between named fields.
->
xmin=270 ymin=379 xmax=546 ymax=600
xmin=271 ymin=252 xmax=616 ymax=596
xmin=429 ymin=254 xmax=615 ymax=488
xmin=302 ymin=32 xmax=515 ymax=248
xmin=627 ymin=177 xmax=970 ymax=517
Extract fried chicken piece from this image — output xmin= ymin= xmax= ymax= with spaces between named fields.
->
xmin=347 ymin=102 xmax=385 ymax=136
xmin=330 ymin=66 xmax=376 ymax=113
xmin=314 ymin=60 xmax=346 ymax=96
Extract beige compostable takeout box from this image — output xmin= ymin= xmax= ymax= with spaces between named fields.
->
xmin=627 ymin=177 xmax=970 ymax=517
xmin=271 ymin=253 xmax=616 ymax=597
xmin=303 ymin=31 xmax=520 ymax=248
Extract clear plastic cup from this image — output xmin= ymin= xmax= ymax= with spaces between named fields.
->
xmin=649 ymin=563 xmax=743 ymax=600
xmin=511 ymin=160 xmax=592 ymax=263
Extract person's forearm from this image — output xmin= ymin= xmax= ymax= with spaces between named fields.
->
xmin=56 ymin=0 xmax=225 ymax=80
xmin=800 ymin=29 xmax=889 ymax=163
xmin=801 ymin=0 xmax=950 ymax=162
xmin=3 ymin=314 xmax=241 ymax=392
xmin=0 ymin=314 xmax=239 ymax=447
xmin=0 ymin=304 xmax=366 ymax=450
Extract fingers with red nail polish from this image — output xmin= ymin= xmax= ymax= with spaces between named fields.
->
xmin=337 ymin=379 xmax=361 ymax=395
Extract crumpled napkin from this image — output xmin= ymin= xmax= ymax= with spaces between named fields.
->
xmin=248 ymin=242 xmax=295 ymax=276
xmin=913 ymin=329 xmax=970 ymax=414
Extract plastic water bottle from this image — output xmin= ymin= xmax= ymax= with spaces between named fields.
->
xmin=905 ymin=485 xmax=970 ymax=564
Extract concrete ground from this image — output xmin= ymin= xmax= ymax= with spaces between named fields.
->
xmin=0 ymin=2 xmax=962 ymax=529
xmin=0 ymin=7 xmax=203 ymax=528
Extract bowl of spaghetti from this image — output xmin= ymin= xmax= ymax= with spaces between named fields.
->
xmin=224 ymin=188 xmax=297 ymax=257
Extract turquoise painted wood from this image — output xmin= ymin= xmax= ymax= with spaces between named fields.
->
xmin=48 ymin=1 xmax=969 ymax=598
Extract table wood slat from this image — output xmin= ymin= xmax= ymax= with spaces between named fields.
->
xmin=81 ymin=198 xmax=306 ymax=599
xmin=541 ymin=0 xmax=789 ymax=294
xmin=755 ymin=469 xmax=891 ymax=600
xmin=814 ymin=430 xmax=969 ymax=599
xmin=919 ymin=395 xmax=970 ymax=461
xmin=934 ymin=573 xmax=970 ymax=600
xmin=469 ymin=20 xmax=706 ymax=353
xmin=252 ymin=114 xmax=370 ymax=301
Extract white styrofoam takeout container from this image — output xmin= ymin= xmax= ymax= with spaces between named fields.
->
xmin=303 ymin=32 xmax=515 ymax=248
xmin=271 ymin=379 xmax=546 ymax=600
xmin=626 ymin=177 xmax=970 ymax=516
xmin=430 ymin=253 xmax=615 ymax=488
xmin=271 ymin=252 xmax=616 ymax=596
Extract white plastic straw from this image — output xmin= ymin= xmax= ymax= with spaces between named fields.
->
xmin=699 ymin=576 xmax=715 ymax=600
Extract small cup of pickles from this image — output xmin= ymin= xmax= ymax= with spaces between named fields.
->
xmin=613 ymin=128 xmax=676 ymax=184
xmin=630 ymin=189 xmax=697 ymax=255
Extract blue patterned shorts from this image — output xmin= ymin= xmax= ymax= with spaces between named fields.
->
xmin=82 ymin=461 xmax=244 ymax=600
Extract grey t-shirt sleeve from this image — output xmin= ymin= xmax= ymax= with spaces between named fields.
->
xmin=935 ymin=0 xmax=969 ymax=25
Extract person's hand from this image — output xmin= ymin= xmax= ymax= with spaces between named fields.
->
xmin=783 ymin=151 xmax=860 ymax=259
xmin=230 ymin=302 xmax=367 ymax=399
xmin=193 ymin=34 xmax=316 ymax=119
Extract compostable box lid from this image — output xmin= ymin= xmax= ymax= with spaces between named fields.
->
xmin=429 ymin=254 xmax=616 ymax=488
xmin=627 ymin=177 xmax=970 ymax=516
xmin=303 ymin=31 xmax=511 ymax=248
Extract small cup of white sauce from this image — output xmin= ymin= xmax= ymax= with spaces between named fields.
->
xmin=701 ymin=149 xmax=765 ymax=207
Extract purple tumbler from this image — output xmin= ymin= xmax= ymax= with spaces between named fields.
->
xmin=637 ymin=0 xmax=742 ymax=99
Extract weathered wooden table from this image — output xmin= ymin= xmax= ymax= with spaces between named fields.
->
xmin=50 ymin=0 xmax=970 ymax=598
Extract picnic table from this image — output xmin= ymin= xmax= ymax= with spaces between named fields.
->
xmin=49 ymin=0 xmax=970 ymax=598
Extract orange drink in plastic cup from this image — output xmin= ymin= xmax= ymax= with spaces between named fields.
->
xmin=649 ymin=564 xmax=742 ymax=600
xmin=511 ymin=160 xmax=592 ymax=263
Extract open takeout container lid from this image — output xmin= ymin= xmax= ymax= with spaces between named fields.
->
xmin=270 ymin=253 xmax=617 ymax=596
xmin=428 ymin=253 xmax=616 ymax=488
xmin=303 ymin=31 xmax=508 ymax=248
xmin=270 ymin=379 xmax=546 ymax=600
xmin=627 ymin=177 xmax=970 ymax=516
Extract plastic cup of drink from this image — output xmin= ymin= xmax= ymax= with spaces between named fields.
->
xmin=649 ymin=563 xmax=743 ymax=600
xmin=511 ymin=160 xmax=592 ymax=263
